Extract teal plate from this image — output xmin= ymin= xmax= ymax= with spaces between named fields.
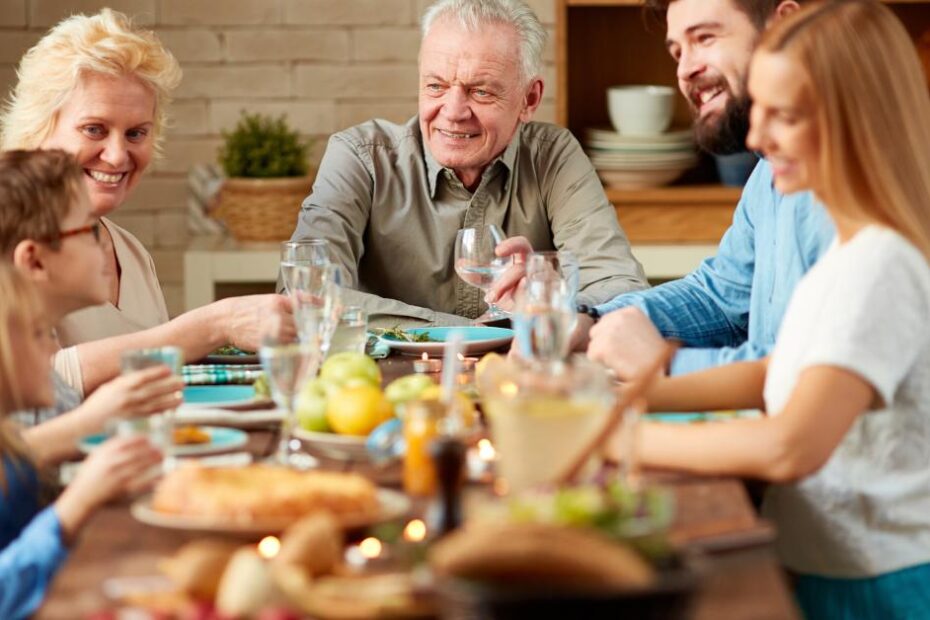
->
xmin=182 ymin=385 xmax=261 ymax=409
xmin=79 ymin=426 xmax=249 ymax=457
xmin=379 ymin=326 xmax=514 ymax=357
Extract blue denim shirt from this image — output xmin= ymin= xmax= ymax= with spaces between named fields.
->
xmin=596 ymin=160 xmax=836 ymax=375
xmin=0 ymin=457 xmax=69 ymax=619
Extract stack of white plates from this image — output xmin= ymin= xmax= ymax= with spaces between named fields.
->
xmin=584 ymin=127 xmax=698 ymax=190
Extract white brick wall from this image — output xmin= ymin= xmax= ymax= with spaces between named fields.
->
xmin=0 ymin=0 xmax=558 ymax=316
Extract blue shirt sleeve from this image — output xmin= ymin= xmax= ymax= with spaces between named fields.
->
xmin=0 ymin=505 xmax=69 ymax=620
xmin=595 ymin=164 xmax=771 ymax=374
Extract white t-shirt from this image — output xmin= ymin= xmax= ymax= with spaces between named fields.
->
xmin=763 ymin=225 xmax=930 ymax=577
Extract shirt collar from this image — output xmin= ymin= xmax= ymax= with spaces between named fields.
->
xmin=422 ymin=123 xmax=524 ymax=198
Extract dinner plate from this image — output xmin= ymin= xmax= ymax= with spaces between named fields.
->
xmin=182 ymin=385 xmax=271 ymax=410
xmin=79 ymin=426 xmax=249 ymax=457
xmin=294 ymin=428 xmax=370 ymax=461
xmin=379 ymin=326 xmax=514 ymax=357
xmin=130 ymin=488 xmax=411 ymax=535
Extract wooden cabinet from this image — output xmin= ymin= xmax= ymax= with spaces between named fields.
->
xmin=555 ymin=0 xmax=930 ymax=244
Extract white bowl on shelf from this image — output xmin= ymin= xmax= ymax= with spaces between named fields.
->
xmin=596 ymin=166 xmax=690 ymax=190
xmin=607 ymin=85 xmax=676 ymax=136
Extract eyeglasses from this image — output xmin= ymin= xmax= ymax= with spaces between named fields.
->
xmin=45 ymin=222 xmax=102 ymax=244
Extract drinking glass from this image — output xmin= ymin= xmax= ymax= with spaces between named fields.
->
xmin=291 ymin=263 xmax=342 ymax=359
xmin=525 ymin=250 xmax=580 ymax=307
xmin=329 ymin=306 xmax=368 ymax=355
xmin=280 ymin=239 xmax=331 ymax=295
xmin=120 ymin=347 xmax=183 ymax=471
xmin=259 ymin=342 xmax=319 ymax=466
xmin=511 ymin=278 xmax=577 ymax=368
xmin=454 ymin=225 xmax=511 ymax=321
xmin=479 ymin=356 xmax=615 ymax=493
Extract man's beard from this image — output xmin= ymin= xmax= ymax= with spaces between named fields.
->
xmin=692 ymin=91 xmax=751 ymax=155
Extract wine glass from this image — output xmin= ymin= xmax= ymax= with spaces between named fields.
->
xmin=454 ymin=225 xmax=511 ymax=321
xmin=259 ymin=342 xmax=320 ymax=466
xmin=120 ymin=347 xmax=183 ymax=471
xmin=526 ymin=250 xmax=580 ymax=307
xmin=280 ymin=239 xmax=331 ymax=295
xmin=291 ymin=263 xmax=343 ymax=359
xmin=511 ymin=277 xmax=577 ymax=368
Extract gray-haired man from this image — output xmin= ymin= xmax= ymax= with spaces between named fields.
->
xmin=289 ymin=0 xmax=647 ymax=327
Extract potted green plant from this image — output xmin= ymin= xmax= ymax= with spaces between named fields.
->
xmin=214 ymin=112 xmax=314 ymax=241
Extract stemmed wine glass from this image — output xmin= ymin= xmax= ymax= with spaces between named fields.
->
xmin=525 ymin=250 xmax=580 ymax=308
xmin=291 ymin=263 xmax=343 ymax=360
xmin=259 ymin=341 xmax=319 ymax=466
xmin=280 ymin=238 xmax=330 ymax=295
xmin=454 ymin=224 xmax=511 ymax=321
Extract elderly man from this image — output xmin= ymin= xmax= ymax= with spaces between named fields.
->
xmin=288 ymin=0 xmax=646 ymax=327
xmin=571 ymin=0 xmax=834 ymax=377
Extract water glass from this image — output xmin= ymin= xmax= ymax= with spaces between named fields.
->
xmin=291 ymin=263 xmax=342 ymax=358
xmin=258 ymin=342 xmax=320 ymax=467
xmin=454 ymin=225 xmax=511 ymax=320
xmin=511 ymin=278 xmax=577 ymax=367
xmin=120 ymin=347 xmax=183 ymax=470
xmin=280 ymin=238 xmax=331 ymax=295
xmin=329 ymin=306 xmax=368 ymax=355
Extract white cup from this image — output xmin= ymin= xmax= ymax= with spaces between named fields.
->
xmin=607 ymin=85 xmax=675 ymax=136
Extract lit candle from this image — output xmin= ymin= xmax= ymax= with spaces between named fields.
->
xmin=457 ymin=353 xmax=478 ymax=372
xmin=344 ymin=536 xmax=385 ymax=569
xmin=478 ymin=438 xmax=497 ymax=462
xmin=257 ymin=536 xmax=280 ymax=560
xmin=403 ymin=519 xmax=427 ymax=543
xmin=413 ymin=352 xmax=442 ymax=373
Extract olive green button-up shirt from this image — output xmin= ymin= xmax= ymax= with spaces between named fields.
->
xmin=291 ymin=116 xmax=647 ymax=327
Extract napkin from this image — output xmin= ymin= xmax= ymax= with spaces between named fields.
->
xmin=183 ymin=364 xmax=263 ymax=386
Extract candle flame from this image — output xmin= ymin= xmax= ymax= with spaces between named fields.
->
xmin=359 ymin=537 xmax=382 ymax=559
xmin=257 ymin=536 xmax=280 ymax=559
xmin=421 ymin=352 xmax=428 ymax=361
xmin=478 ymin=438 xmax=496 ymax=461
xmin=404 ymin=519 xmax=427 ymax=542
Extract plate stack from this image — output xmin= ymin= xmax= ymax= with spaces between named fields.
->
xmin=585 ymin=127 xmax=698 ymax=190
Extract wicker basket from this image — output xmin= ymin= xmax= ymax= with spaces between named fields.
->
xmin=213 ymin=174 xmax=314 ymax=242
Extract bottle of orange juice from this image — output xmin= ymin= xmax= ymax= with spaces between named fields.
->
xmin=403 ymin=399 xmax=444 ymax=497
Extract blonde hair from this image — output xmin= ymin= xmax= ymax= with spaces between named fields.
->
xmin=0 ymin=8 xmax=182 ymax=157
xmin=759 ymin=0 xmax=930 ymax=257
xmin=0 ymin=265 xmax=42 ymax=490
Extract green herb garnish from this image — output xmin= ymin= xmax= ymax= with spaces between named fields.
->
xmin=374 ymin=326 xmax=439 ymax=343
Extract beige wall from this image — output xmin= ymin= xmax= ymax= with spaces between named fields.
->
xmin=0 ymin=0 xmax=557 ymax=315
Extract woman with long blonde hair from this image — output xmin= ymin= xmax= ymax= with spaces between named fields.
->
xmin=613 ymin=1 xmax=930 ymax=616
xmin=0 ymin=264 xmax=162 ymax=618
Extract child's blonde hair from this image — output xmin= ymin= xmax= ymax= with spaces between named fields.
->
xmin=0 ymin=265 xmax=43 ymax=490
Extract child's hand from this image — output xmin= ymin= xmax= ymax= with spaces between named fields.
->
xmin=82 ymin=365 xmax=183 ymax=427
xmin=55 ymin=435 xmax=162 ymax=541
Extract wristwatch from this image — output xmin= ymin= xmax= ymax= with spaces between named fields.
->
xmin=576 ymin=303 xmax=601 ymax=322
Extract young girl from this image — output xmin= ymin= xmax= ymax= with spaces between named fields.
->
xmin=0 ymin=265 xmax=162 ymax=618
xmin=613 ymin=1 xmax=930 ymax=616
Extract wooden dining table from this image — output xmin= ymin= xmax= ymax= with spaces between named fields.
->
xmin=36 ymin=358 xmax=800 ymax=619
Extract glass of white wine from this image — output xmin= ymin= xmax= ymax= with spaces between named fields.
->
xmin=454 ymin=224 xmax=511 ymax=321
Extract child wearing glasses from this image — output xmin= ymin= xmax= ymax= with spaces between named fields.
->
xmin=0 ymin=264 xmax=161 ymax=618
xmin=0 ymin=149 xmax=182 ymax=465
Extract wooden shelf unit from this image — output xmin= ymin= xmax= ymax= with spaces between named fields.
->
xmin=555 ymin=0 xmax=930 ymax=243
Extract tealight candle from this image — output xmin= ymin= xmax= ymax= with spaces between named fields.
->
xmin=413 ymin=352 xmax=442 ymax=373
xmin=457 ymin=353 xmax=478 ymax=372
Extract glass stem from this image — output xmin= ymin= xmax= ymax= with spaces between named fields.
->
xmin=277 ymin=402 xmax=295 ymax=465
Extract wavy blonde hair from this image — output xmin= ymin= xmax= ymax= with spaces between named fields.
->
xmin=0 ymin=8 xmax=182 ymax=157
xmin=0 ymin=265 xmax=43 ymax=490
xmin=759 ymin=0 xmax=930 ymax=257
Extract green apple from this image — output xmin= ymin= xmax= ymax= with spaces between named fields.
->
xmin=296 ymin=378 xmax=331 ymax=433
xmin=384 ymin=374 xmax=436 ymax=407
xmin=320 ymin=352 xmax=381 ymax=387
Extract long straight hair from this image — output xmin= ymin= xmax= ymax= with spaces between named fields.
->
xmin=759 ymin=0 xmax=930 ymax=258
xmin=0 ymin=265 xmax=42 ymax=490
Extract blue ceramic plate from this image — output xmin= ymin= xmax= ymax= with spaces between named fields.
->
xmin=379 ymin=326 xmax=514 ymax=357
xmin=182 ymin=385 xmax=267 ymax=410
xmin=79 ymin=426 xmax=249 ymax=457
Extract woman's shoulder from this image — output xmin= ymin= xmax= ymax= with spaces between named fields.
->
xmin=100 ymin=217 xmax=158 ymax=275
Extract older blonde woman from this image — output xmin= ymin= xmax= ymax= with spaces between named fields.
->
xmin=0 ymin=10 xmax=291 ymax=397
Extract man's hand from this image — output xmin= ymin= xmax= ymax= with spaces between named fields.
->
xmin=587 ymin=307 xmax=669 ymax=380
xmin=485 ymin=236 xmax=534 ymax=312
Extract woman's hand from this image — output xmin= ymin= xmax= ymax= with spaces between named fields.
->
xmin=55 ymin=435 xmax=162 ymax=541
xmin=218 ymin=294 xmax=296 ymax=350
xmin=80 ymin=366 xmax=183 ymax=429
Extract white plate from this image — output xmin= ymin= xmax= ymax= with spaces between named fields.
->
xmin=585 ymin=127 xmax=694 ymax=144
xmin=379 ymin=326 xmax=514 ymax=357
xmin=294 ymin=428 xmax=370 ymax=461
xmin=79 ymin=426 xmax=249 ymax=457
xmin=130 ymin=488 xmax=411 ymax=535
